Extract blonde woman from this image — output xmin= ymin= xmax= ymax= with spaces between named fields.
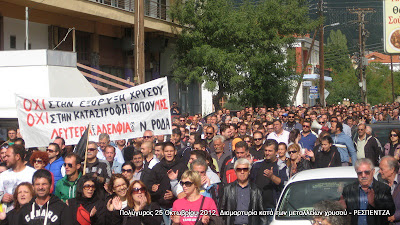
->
xmin=171 ymin=170 xmax=218 ymax=225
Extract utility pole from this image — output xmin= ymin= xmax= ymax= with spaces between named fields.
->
xmin=135 ymin=0 xmax=145 ymax=84
xmin=349 ymin=8 xmax=375 ymax=103
xmin=391 ymin=55 xmax=395 ymax=103
xmin=318 ymin=0 xmax=325 ymax=107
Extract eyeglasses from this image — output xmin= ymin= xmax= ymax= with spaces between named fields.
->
xmin=180 ymin=119 xmax=185 ymax=122
xmin=254 ymin=138 xmax=263 ymax=141
xmin=288 ymin=116 xmax=295 ymax=118
xmin=235 ymin=168 xmax=249 ymax=173
xmin=87 ymin=148 xmax=97 ymax=152
xmin=34 ymin=159 xmax=43 ymax=164
xmin=122 ymin=169 xmax=133 ymax=173
xmin=63 ymin=163 xmax=73 ymax=168
xmin=143 ymin=136 xmax=152 ymax=139
xmin=303 ymin=125 xmax=310 ymax=128
xmin=288 ymin=151 xmax=298 ymax=154
xmin=190 ymin=127 xmax=196 ymax=130
xmin=391 ymin=133 xmax=398 ymax=137
xmin=179 ymin=181 xmax=194 ymax=187
xmin=132 ymin=187 xmax=146 ymax=194
xmin=245 ymin=140 xmax=252 ymax=143
xmin=318 ymin=122 xmax=324 ymax=125
xmin=0 ymin=144 xmax=9 ymax=150
xmin=83 ymin=184 xmax=96 ymax=190
xmin=206 ymin=133 xmax=213 ymax=135
xmin=46 ymin=149 xmax=55 ymax=153
xmin=356 ymin=170 xmax=371 ymax=176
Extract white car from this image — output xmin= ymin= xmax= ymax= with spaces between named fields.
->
xmin=270 ymin=166 xmax=380 ymax=225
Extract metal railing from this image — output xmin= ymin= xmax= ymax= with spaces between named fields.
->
xmin=77 ymin=63 xmax=136 ymax=92
xmin=88 ymin=0 xmax=171 ymax=22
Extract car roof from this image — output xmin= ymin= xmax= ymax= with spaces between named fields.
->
xmin=288 ymin=166 xmax=357 ymax=184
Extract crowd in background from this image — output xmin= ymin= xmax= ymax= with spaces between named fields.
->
xmin=0 ymin=101 xmax=399 ymax=225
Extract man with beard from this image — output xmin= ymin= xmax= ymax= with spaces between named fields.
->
xmin=299 ymin=120 xmax=317 ymax=151
xmin=0 ymin=144 xmax=36 ymax=212
xmin=148 ymin=142 xmax=187 ymax=225
xmin=250 ymin=139 xmax=288 ymax=224
xmin=18 ymin=169 xmax=73 ymax=225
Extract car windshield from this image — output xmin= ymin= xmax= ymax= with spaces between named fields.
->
xmin=276 ymin=178 xmax=357 ymax=220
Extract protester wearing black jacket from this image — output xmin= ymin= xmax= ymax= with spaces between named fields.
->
xmin=148 ymin=142 xmax=188 ymax=209
xmin=340 ymin=158 xmax=395 ymax=225
xmin=67 ymin=175 xmax=106 ymax=225
xmin=309 ymin=136 xmax=342 ymax=168
xmin=17 ymin=169 xmax=73 ymax=225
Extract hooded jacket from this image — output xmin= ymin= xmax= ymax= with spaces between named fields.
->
xmin=17 ymin=194 xmax=73 ymax=225
xmin=55 ymin=173 xmax=82 ymax=202
xmin=148 ymin=157 xmax=187 ymax=208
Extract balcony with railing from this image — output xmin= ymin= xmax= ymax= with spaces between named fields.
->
xmin=88 ymin=0 xmax=170 ymax=22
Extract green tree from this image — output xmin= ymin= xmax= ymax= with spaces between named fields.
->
xmin=366 ymin=63 xmax=400 ymax=105
xmin=326 ymin=67 xmax=361 ymax=105
xmin=170 ymin=0 xmax=314 ymax=109
xmin=325 ymin=29 xmax=352 ymax=72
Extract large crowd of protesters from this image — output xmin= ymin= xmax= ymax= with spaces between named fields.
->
xmin=0 ymin=101 xmax=399 ymax=225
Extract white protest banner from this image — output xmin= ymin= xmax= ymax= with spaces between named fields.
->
xmin=16 ymin=77 xmax=172 ymax=148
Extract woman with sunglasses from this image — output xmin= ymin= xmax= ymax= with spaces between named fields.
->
xmin=107 ymin=180 xmax=162 ymax=225
xmin=67 ymin=175 xmax=106 ymax=225
xmin=287 ymin=144 xmax=311 ymax=177
xmin=106 ymin=174 xmax=129 ymax=217
xmin=171 ymin=170 xmax=218 ymax=225
xmin=120 ymin=161 xmax=135 ymax=184
xmin=29 ymin=151 xmax=55 ymax=193
xmin=0 ymin=182 xmax=34 ymax=225
xmin=384 ymin=129 xmax=400 ymax=160
xmin=307 ymin=135 xmax=341 ymax=168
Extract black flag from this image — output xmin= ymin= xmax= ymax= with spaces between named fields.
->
xmin=74 ymin=124 xmax=89 ymax=159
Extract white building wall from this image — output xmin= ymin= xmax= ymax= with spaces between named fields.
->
xmin=3 ymin=17 xmax=48 ymax=51
xmin=201 ymin=83 xmax=214 ymax=116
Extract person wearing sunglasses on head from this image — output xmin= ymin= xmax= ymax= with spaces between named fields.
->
xmin=339 ymin=158 xmax=395 ymax=225
xmin=67 ymin=175 xmax=106 ymax=225
xmin=171 ymin=170 xmax=218 ymax=225
xmin=108 ymin=180 xmax=162 ymax=225
xmin=307 ymin=135 xmax=341 ymax=169
xmin=55 ymin=153 xmax=82 ymax=202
